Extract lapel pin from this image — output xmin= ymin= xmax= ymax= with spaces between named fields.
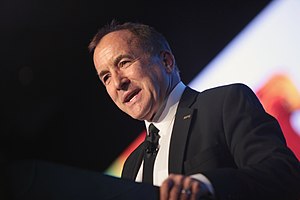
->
xmin=183 ymin=114 xmax=191 ymax=120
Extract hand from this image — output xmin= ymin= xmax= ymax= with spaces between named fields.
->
xmin=160 ymin=174 xmax=210 ymax=200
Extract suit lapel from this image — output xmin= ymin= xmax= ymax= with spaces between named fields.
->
xmin=169 ymin=87 xmax=198 ymax=174
xmin=121 ymin=141 xmax=146 ymax=180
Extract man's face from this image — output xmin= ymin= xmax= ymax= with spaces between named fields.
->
xmin=93 ymin=30 xmax=171 ymax=121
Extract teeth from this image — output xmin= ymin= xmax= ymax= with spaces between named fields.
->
xmin=126 ymin=90 xmax=138 ymax=102
xmin=129 ymin=95 xmax=136 ymax=102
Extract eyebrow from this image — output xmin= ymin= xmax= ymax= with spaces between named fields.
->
xmin=113 ymin=54 xmax=133 ymax=66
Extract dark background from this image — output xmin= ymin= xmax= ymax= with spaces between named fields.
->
xmin=0 ymin=0 xmax=271 ymax=172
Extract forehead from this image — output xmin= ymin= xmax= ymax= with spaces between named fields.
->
xmin=93 ymin=30 xmax=143 ymax=66
xmin=97 ymin=30 xmax=136 ymax=50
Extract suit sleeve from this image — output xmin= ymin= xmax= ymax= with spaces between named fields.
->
xmin=202 ymin=84 xmax=300 ymax=200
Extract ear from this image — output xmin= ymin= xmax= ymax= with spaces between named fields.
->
xmin=160 ymin=51 xmax=175 ymax=73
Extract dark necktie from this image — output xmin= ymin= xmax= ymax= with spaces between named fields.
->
xmin=142 ymin=123 xmax=160 ymax=184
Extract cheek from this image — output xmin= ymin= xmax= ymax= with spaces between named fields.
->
xmin=106 ymin=87 xmax=118 ymax=104
xmin=128 ymin=67 xmax=146 ymax=80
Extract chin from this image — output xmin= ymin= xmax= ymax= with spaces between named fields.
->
xmin=129 ymin=112 xmax=148 ymax=121
xmin=131 ymin=116 xmax=144 ymax=121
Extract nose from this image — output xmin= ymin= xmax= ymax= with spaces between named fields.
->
xmin=112 ymin=72 xmax=129 ymax=90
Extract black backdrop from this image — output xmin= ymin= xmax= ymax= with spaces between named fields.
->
xmin=0 ymin=1 xmax=270 ymax=172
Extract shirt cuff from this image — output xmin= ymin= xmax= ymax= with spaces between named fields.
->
xmin=190 ymin=173 xmax=215 ymax=198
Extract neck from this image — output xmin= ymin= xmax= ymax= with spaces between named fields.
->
xmin=150 ymin=76 xmax=181 ymax=122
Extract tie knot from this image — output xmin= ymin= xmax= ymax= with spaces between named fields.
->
xmin=145 ymin=123 xmax=160 ymax=154
xmin=147 ymin=123 xmax=160 ymax=144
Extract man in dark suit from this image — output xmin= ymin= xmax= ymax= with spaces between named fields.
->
xmin=88 ymin=20 xmax=300 ymax=200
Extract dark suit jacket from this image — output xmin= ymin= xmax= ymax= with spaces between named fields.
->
xmin=122 ymin=83 xmax=300 ymax=200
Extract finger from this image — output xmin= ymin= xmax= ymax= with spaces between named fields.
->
xmin=189 ymin=179 xmax=203 ymax=200
xmin=181 ymin=177 xmax=193 ymax=200
xmin=168 ymin=175 xmax=184 ymax=200
xmin=160 ymin=177 xmax=174 ymax=200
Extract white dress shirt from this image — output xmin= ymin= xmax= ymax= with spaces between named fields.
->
xmin=135 ymin=81 xmax=214 ymax=195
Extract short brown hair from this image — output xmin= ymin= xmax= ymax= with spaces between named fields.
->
xmin=88 ymin=20 xmax=172 ymax=56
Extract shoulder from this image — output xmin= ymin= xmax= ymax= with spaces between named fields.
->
xmin=187 ymin=83 xmax=255 ymax=99
xmin=198 ymin=83 xmax=258 ymax=100
xmin=200 ymin=83 xmax=253 ymax=94
xmin=188 ymin=83 xmax=263 ymax=109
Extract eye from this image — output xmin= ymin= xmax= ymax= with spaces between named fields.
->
xmin=101 ymin=74 xmax=111 ymax=85
xmin=119 ymin=60 xmax=130 ymax=68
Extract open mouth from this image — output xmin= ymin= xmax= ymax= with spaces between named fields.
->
xmin=124 ymin=89 xmax=141 ymax=103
